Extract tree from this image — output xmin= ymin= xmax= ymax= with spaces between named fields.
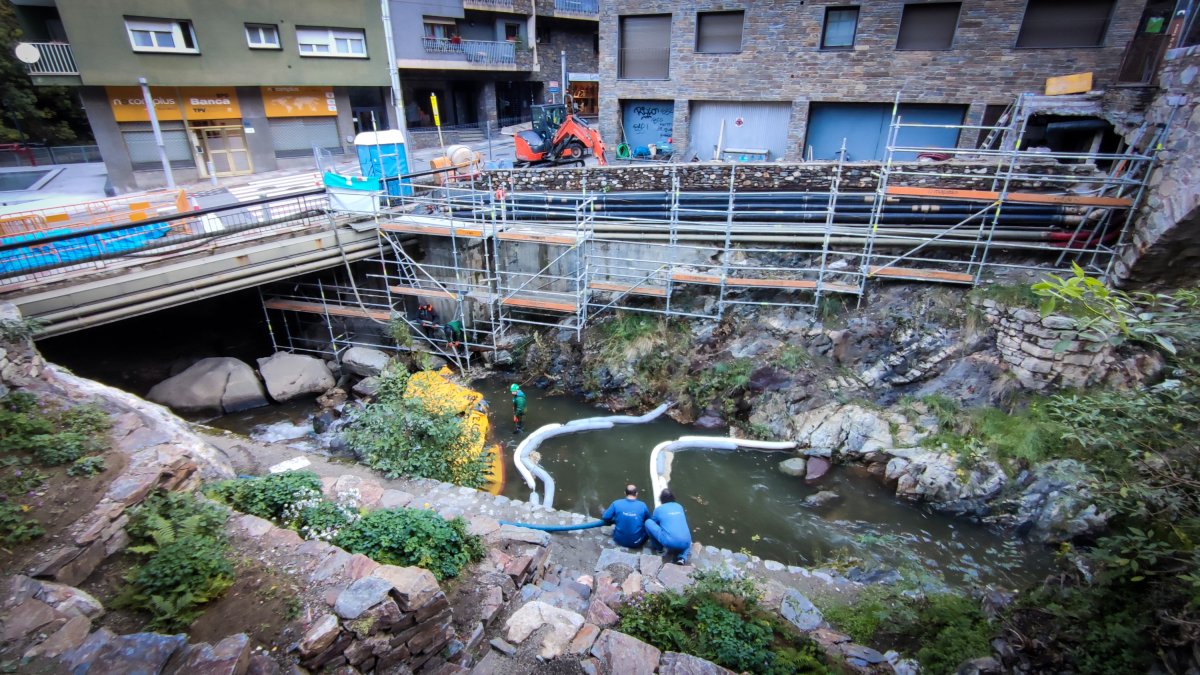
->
xmin=0 ymin=3 xmax=91 ymax=145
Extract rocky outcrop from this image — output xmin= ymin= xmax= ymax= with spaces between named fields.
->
xmin=147 ymin=357 xmax=267 ymax=414
xmin=256 ymin=352 xmax=335 ymax=402
xmin=886 ymin=448 xmax=1007 ymax=516
xmin=1000 ymin=460 xmax=1109 ymax=543
xmin=751 ymin=401 xmax=930 ymax=460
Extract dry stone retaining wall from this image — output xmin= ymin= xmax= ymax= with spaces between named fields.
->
xmin=972 ymin=298 xmax=1112 ymax=391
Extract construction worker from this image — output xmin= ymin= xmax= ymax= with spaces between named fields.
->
xmin=645 ymin=488 xmax=693 ymax=564
xmin=445 ymin=318 xmax=465 ymax=353
xmin=510 ymin=383 xmax=526 ymax=433
xmin=602 ymin=484 xmax=650 ymax=548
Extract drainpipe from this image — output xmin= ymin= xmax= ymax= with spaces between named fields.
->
xmin=380 ymin=0 xmax=408 ymax=137
xmin=530 ymin=0 xmax=539 ymax=71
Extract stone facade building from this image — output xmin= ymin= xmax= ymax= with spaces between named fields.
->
xmin=600 ymin=0 xmax=1170 ymax=161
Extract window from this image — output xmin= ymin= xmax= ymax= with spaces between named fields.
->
xmin=423 ymin=18 xmax=454 ymax=40
xmin=896 ymin=3 xmax=960 ymax=50
xmin=124 ymin=18 xmax=198 ymax=53
xmin=696 ymin=11 xmax=743 ymax=53
xmin=619 ymin=14 xmax=671 ymax=79
xmin=821 ymin=7 xmax=859 ymax=49
xmin=245 ymin=24 xmax=280 ymax=49
xmin=297 ymin=27 xmax=367 ymax=57
xmin=505 ymin=23 xmax=521 ymax=41
xmin=1016 ymin=0 xmax=1115 ymax=48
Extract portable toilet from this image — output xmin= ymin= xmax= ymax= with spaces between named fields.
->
xmin=354 ymin=130 xmax=412 ymax=197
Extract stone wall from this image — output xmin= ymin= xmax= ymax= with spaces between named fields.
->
xmin=972 ymin=299 xmax=1114 ymax=391
xmin=1116 ymin=45 xmax=1200 ymax=288
xmin=484 ymin=159 xmax=1104 ymax=193
xmin=599 ymin=0 xmax=1144 ymax=160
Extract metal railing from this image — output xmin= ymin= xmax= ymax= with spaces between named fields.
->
xmin=421 ymin=37 xmax=518 ymax=65
xmin=22 ymin=43 xmax=78 ymax=75
xmin=464 ymin=0 xmax=515 ymax=10
xmin=554 ymin=0 xmax=599 ymax=16
xmin=0 ymin=144 xmax=102 ymax=168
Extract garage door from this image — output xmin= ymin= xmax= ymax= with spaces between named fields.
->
xmin=805 ymin=103 xmax=967 ymax=162
xmin=121 ymin=122 xmax=194 ymax=169
xmin=621 ymin=100 xmax=674 ymax=150
xmin=269 ymin=117 xmax=342 ymax=158
xmin=689 ymin=101 xmax=792 ymax=161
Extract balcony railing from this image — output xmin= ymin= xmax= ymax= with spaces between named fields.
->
xmin=554 ymin=0 xmax=599 ymax=17
xmin=464 ymin=0 xmax=515 ymax=10
xmin=22 ymin=42 xmax=78 ymax=76
xmin=421 ymin=37 xmax=518 ymax=65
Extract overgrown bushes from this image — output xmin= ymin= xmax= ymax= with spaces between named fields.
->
xmin=617 ymin=572 xmax=829 ymax=675
xmin=206 ymin=471 xmax=483 ymax=580
xmin=116 ymin=491 xmax=234 ymax=631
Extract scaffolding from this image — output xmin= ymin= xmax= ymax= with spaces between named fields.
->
xmin=260 ymin=93 xmax=1166 ymax=362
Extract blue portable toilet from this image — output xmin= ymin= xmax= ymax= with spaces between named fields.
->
xmin=354 ymin=130 xmax=412 ymax=197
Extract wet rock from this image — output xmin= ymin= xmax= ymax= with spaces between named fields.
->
xmin=313 ymin=410 xmax=338 ymax=435
xmin=693 ymin=412 xmax=725 ymax=430
xmin=147 ymin=357 xmax=268 ymax=414
xmin=803 ymin=490 xmax=841 ymax=508
xmin=1009 ymin=459 xmax=1107 ymax=543
xmin=780 ymin=590 xmax=824 ymax=631
xmin=334 ymin=577 xmax=393 ymax=620
xmin=778 ymin=457 xmax=807 ymax=477
xmin=590 ymin=629 xmax=661 ymax=675
xmin=503 ymin=601 xmax=585 ymax=659
xmin=257 ymin=352 xmax=336 ymax=402
xmin=352 ymin=377 xmax=381 ymax=398
xmin=659 ymin=651 xmax=736 ymax=675
xmin=342 ymin=347 xmax=391 ymax=377
xmin=317 ymin=387 xmax=348 ymax=409
xmin=805 ymin=457 xmax=831 ymax=481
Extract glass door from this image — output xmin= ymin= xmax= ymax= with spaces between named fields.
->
xmin=198 ymin=125 xmax=252 ymax=176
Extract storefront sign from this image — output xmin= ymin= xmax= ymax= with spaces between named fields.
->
xmin=568 ymin=72 xmax=600 ymax=82
xmin=261 ymin=86 xmax=337 ymax=118
xmin=108 ymin=86 xmax=241 ymax=122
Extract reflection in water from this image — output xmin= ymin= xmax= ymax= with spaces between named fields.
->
xmin=209 ymin=379 xmax=1054 ymax=588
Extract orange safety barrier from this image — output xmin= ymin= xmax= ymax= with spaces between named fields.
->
xmin=0 ymin=189 xmax=189 ymax=237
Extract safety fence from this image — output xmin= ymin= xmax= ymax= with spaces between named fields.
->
xmin=0 ymin=145 xmax=102 ymax=168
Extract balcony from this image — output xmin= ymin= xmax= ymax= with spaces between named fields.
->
xmin=463 ymin=0 xmax=516 ymax=11
xmin=421 ymin=37 xmax=521 ymax=66
xmin=554 ymin=0 xmax=598 ymax=19
xmin=21 ymin=42 xmax=78 ymax=76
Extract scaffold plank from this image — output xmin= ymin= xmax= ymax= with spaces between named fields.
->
xmin=388 ymin=285 xmax=457 ymax=301
xmin=588 ymin=281 xmax=668 ymax=297
xmin=501 ymin=296 xmax=578 ymax=313
xmin=264 ymin=298 xmax=392 ymax=321
xmin=379 ymin=222 xmax=484 ymax=238
xmin=868 ymin=266 xmax=975 ymax=283
xmin=498 ymin=231 xmax=579 ymax=245
xmin=669 ymin=272 xmax=859 ymax=294
xmin=885 ymin=185 xmax=1132 ymax=208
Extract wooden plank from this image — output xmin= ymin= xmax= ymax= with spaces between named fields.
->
xmin=670 ymin=272 xmax=721 ymax=285
xmin=670 ymin=272 xmax=859 ymax=294
xmin=868 ymin=266 xmax=975 ymax=283
xmin=501 ymin=296 xmax=578 ymax=313
xmin=588 ymin=281 xmax=668 ymax=297
xmin=388 ymin=285 xmax=457 ymax=301
xmin=498 ymin=231 xmax=579 ymax=245
xmin=1045 ymin=72 xmax=1093 ymax=96
xmin=885 ymin=185 xmax=1132 ymax=208
xmin=379 ymin=222 xmax=484 ymax=238
xmin=263 ymin=298 xmax=392 ymax=321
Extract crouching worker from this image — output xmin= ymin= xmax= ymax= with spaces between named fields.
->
xmin=602 ymin=484 xmax=650 ymax=548
xmin=646 ymin=489 xmax=693 ymax=564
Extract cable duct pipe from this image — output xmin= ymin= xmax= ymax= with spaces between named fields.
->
xmin=649 ymin=436 xmax=798 ymax=508
xmin=513 ymin=403 xmax=671 ymax=508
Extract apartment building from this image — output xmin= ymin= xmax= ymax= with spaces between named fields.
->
xmin=390 ymin=0 xmax=599 ymax=144
xmin=602 ymin=0 xmax=1176 ymax=161
xmin=12 ymin=0 xmax=393 ymax=191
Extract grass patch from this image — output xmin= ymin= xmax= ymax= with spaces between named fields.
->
xmin=966 ymin=283 xmax=1043 ymax=310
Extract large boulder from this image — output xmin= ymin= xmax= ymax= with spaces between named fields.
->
xmin=147 ymin=357 xmax=268 ymax=414
xmin=341 ymin=347 xmax=391 ymax=377
xmin=257 ymin=352 xmax=335 ymax=402
xmin=887 ymin=447 xmax=1006 ymax=515
xmin=1010 ymin=460 xmax=1108 ymax=543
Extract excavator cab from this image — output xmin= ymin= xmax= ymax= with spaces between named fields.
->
xmin=514 ymin=99 xmax=607 ymax=167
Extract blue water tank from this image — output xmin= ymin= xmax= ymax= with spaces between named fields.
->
xmin=353 ymin=130 xmax=412 ymax=197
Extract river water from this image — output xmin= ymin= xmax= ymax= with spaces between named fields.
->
xmin=209 ymin=378 xmax=1054 ymax=589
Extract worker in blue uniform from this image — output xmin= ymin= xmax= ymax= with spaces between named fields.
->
xmin=601 ymin=484 xmax=650 ymax=548
xmin=646 ymin=488 xmax=693 ymax=564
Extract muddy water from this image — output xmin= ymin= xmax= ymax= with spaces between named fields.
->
xmin=210 ymin=380 xmax=1054 ymax=589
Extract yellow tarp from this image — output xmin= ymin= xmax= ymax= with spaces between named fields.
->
xmin=404 ymin=368 xmax=505 ymax=494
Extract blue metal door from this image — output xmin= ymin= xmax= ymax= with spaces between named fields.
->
xmin=805 ymin=103 xmax=966 ymax=161
xmin=622 ymin=100 xmax=674 ymax=150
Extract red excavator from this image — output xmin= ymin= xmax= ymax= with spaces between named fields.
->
xmin=513 ymin=99 xmax=607 ymax=168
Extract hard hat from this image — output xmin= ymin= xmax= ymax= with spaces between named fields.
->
xmin=510 ymin=384 xmax=520 ymax=393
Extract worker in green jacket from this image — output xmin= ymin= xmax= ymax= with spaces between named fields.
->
xmin=444 ymin=319 xmax=465 ymax=355
xmin=510 ymin=383 xmax=526 ymax=434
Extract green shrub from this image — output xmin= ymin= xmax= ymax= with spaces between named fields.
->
xmin=293 ymin=499 xmax=358 ymax=542
xmin=30 ymin=431 xmax=104 ymax=466
xmin=0 ymin=393 xmax=110 ymax=463
xmin=0 ymin=501 xmax=44 ymax=544
xmin=205 ymin=471 xmax=324 ymax=522
xmin=67 ymin=455 xmax=106 ymax=477
xmin=334 ymin=508 xmax=484 ymax=580
xmin=617 ymin=572 xmax=829 ymax=675
xmin=688 ymin=359 xmax=753 ymax=413
xmin=118 ymin=491 xmax=233 ymax=631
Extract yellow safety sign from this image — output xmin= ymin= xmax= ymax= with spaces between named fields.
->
xmin=431 ymin=93 xmax=441 ymax=127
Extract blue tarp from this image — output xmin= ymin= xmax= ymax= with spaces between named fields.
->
xmin=0 ymin=222 xmax=171 ymax=274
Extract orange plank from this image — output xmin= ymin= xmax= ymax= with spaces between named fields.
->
xmin=388 ymin=286 xmax=458 ymax=301
xmin=669 ymin=272 xmax=859 ymax=294
xmin=263 ymin=298 xmax=392 ymax=321
xmin=670 ymin=272 xmax=721 ymax=285
xmin=1045 ymin=72 xmax=1093 ymax=96
xmin=501 ymin=296 xmax=578 ymax=313
xmin=868 ymin=266 xmax=975 ymax=283
xmin=45 ymin=213 xmax=70 ymax=224
xmin=380 ymin=222 xmax=484 ymax=238
xmin=885 ymin=185 xmax=1132 ymax=208
xmin=498 ymin=231 xmax=579 ymax=245
xmin=588 ymin=281 xmax=668 ymax=297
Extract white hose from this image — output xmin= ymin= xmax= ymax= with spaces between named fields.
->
xmin=512 ymin=403 xmax=671 ymax=508
xmin=649 ymin=436 xmax=798 ymax=507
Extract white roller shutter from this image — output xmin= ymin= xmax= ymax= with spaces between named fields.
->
xmin=269 ymin=117 xmax=342 ymax=158
xmin=689 ymin=101 xmax=792 ymax=161
xmin=121 ymin=121 xmax=194 ymax=168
